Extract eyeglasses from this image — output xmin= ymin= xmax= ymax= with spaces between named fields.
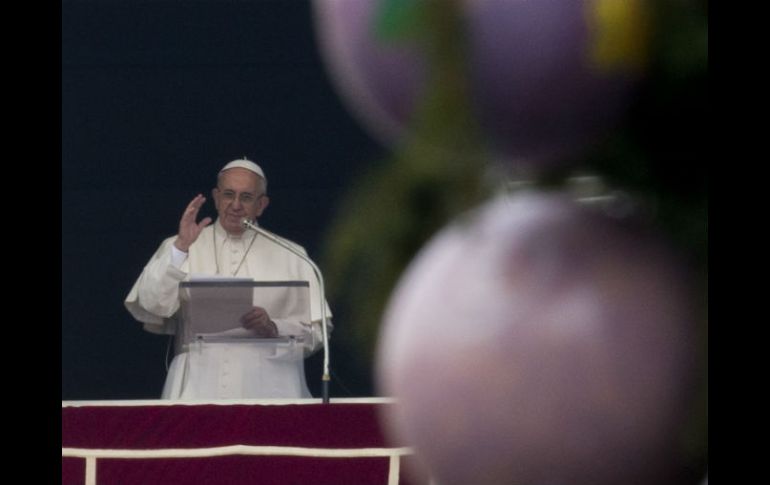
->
xmin=218 ymin=190 xmax=264 ymax=206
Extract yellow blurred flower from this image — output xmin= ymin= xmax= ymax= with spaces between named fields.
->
xmin=587 ymin=0 xmax=651 ymax=73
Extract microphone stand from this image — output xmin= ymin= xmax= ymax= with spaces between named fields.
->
xmin=242 ymin=219 xmax=331 ymax=403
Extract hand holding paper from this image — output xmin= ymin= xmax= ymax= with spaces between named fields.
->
xmin=241 ymin=306 xmax=279 ymax=337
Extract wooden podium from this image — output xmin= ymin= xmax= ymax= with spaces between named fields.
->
xmin=62 ymin=398 xmax=418 ymax=485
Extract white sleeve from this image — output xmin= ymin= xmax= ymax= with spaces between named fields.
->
xmin=124 ymin=237 xmax=188 ymax=332
xmin=277 ymin=248 xmax=333 ymax=355
xmin=170 ymin=243 xmax=188 ymax=268
xmin=273 ymin=317 xmax=333 ymax=357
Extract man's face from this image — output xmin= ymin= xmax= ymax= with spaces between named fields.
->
xmin=212 ymin=167 xmax=269 ymax=235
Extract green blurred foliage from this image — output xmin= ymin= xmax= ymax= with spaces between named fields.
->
xmin=321 ymin=0 xmax=493 ymax=394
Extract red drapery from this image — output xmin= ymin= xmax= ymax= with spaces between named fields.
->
xmin=62 ymin=399 xmax=420 ymax=485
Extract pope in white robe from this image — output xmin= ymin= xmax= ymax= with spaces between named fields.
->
xmin=125 ymin=158 xmax=332 ymax=400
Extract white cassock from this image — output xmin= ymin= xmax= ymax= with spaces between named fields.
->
xmin=125 ymin=220 xmax=332 ymax=400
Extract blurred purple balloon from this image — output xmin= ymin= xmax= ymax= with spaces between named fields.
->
xmin=312 ymin=0 xmax=426 ymax=146
xmin=376 ymin=192 xmax=698 ymax=485
xmin=312 ymin=0 xmax=649 ymax=170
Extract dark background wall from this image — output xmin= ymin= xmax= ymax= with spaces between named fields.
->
xmin=62 ymin=0 xmax=383 ymax=400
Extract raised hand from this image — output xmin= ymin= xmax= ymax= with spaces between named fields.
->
xmin=173 ymin=194 xmax=212 ymax=252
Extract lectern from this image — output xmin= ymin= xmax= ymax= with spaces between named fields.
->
xmin=165 ymin=279 xmax=313 ymax=399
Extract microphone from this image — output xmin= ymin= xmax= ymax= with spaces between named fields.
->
xmin=241 ymin=218 xmax=331 ymax=404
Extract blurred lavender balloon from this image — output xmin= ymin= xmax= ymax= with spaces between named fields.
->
xmin=312 ymin=0 xmax=426 ymax=146
xmin=312 ymin=0 xmax=650 ymax=171
xmin=376 ymin=192 xmax=698 ymax=485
